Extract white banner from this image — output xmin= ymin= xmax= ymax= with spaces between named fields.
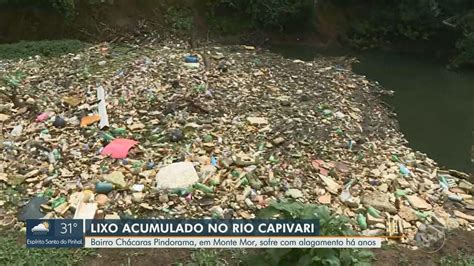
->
xmin=85 ymin=236 xmax=382 ymax=248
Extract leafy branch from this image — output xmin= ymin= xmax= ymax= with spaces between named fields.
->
xmin=248 ymin=200 xmax=374 ymax=266
xmin=0 ymin=71 xmax=25 ymax=107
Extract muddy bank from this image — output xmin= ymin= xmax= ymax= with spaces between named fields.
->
xmin=0 ymin=0 xmax=177 ymax=43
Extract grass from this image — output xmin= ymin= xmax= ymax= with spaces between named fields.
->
xmin=0 ymin=40 xmax=88 ymax=60
xmin=0 ymin=232 xmax=95 ymax=266
xmin=180 ymin=249 xmax=247 ymax=265
xmin=439 ymin=252 xmax=474 ymax=266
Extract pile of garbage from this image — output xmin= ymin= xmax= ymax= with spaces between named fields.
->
xmin=0 ymin=39 xmax=472 ymax=246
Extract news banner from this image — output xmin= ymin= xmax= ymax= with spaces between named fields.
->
xmin=26 ymin=219 xmax=382 ymax=248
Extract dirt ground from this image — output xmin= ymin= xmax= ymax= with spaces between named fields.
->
xmin=81 ymin=230 xmax=474 ymax=265
xmin=372 ymin=229 xmax=474 ymax=266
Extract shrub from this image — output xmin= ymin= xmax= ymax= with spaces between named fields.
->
xmin=217 ymin=0 xmax=316 ymax=31
xmin=245 ymin=200 xmax=375 ymax=265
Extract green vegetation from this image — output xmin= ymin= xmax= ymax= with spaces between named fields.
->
xmin=336 ymin=0 xmax=474 ymax=67
xmin=188 ymin=249 xmax=228 ymax=265
xmin=165 ymin=6 xmax=194 ymax=33
xmin=0 ymin=233 xmax=95 ymax=265
xmin=0 ymin=0 xmax=75 ymax=17
xmin=439 ymin=251 xmax=474 ymax=266
xmin=216 ymin=0 xmax=315 ymax=31
xmin=245 ymin=200 xmax=374 ymax=265
xmin=0 ymin=0 xmax=473 ymax=67
xmin=1 ymin=71 xmax=26 ymax=107
xmin=0 ymin=40 xmax=87 ymax=59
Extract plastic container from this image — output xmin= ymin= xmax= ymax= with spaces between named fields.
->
xmin=184 ymin=55 xmax=199 ymax=63
xmin=96 ymin=182 xmax=114 ymax=193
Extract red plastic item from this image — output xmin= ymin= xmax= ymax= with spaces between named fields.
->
xmin=101 ymin=138 xmax=138 ymax=159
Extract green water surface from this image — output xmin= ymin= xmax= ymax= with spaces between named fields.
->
xmin=271 ymin=44 xmax=473 ymax=173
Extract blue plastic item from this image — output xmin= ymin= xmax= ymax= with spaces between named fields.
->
xmin=211 ymin=156 xmax=218 ymax=166
xmin=399 ymin=164 xmax=410 ymax=177
xmin=184 ymin=55 xmax=199 ymax=63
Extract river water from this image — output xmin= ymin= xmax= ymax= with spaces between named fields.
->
xmin=270 ymin=44 xmax=473 ymax=173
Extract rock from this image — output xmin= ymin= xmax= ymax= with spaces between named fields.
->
xmin=286 ymin=189 xmax=303 ymax=199
xmin=449 ymin=169 xmax=469 ymax=180
xmin=105 ymin=213 xmax=120 ymax=220
xmin=0 ymin=173 xmax=7 ymax=183
xmin=292 ymin=177 xmax=303 ymax=189
xmin=397 ymin=178 xmax=410 ymax=188
xmin=24 ymin=169 xmax=40 ymax=179
xmin=246 ymin=117 xmax=268 ymax=125
xmin=169 ymin=129 xmax=184 ymax=142
xmin=139 ymin=170 xmax=155 ymax=179
xmin=212 ymin=53 xmax=225 ymax=60
xmin=378 ymin=183 xmax=389 ymax=193
xmin=272 ymin=137 xmax=285 ymax=145
xmin=53 ymin=116 xmax=66 ymax=128
xmin=318 ymin=194 xmax=331 ymax=204
xmin=159 ymin=194 xmax=169 ymax=203
xmin=341 ymin=196 xmax=360 ymax=208
xmin=140 ymin=203 xmax=153 ymax=210
xmin=62 ymin=96 xmax=83 ymax=107
xmin=319 ymin=174 xmax=341 ymax=194
xmin=367 ymin=213 xmax=385 ymax=225
xmin=245 ymin=198 xmax=255 ymax=208
xmin=398 ymin=205 xmax=418 ymax=222
xmin=128 ymin=122 xmax=145 ymax=131
xmin=95 ymin=194 xmax=109 ymax=206
xmin=362 ymin=191 xmax=397 ymax=214
xmin=26 ymin=98 xmax=35 ymax=104
xmin=196 ymin=155 xmax=210 ymax=165
xmin=131 ymin=184 xmax=145 ymax=192
xmin=464 ymin=199 xmax=474 ymax=210
xmin=373 ymin=223 xmax=386 ymax=230
xmin=200 ymin=165 xmax=217 ymax=180
xmin=9 ymin=175 xmax=26 ymax=186
xmin=446 ymin=218 xmax=460 ymax=230
xmin=334 ymin=162 xmax=350 ymax=174
xmin=406 ymin=195 xmax=432 ymax=210
xmin=210 ymin=206 xmax=224 ymax=218
xmin=362 ymin=229 xmax=385 ymax=236
xmin=234 ymin=153 xmax=256 ymax=166
xmin=453 ymin=210 xmax=474 ymax=222
xmin=300 ymin=94 xmax=311 ymax=101
xmin=249 ymin=176 xmax=263 ymax=190
xmin=155 ymin=162 xmax=199 ymax=190
xmin=0 ymin=114 xmax=10 ymax=122
xmin=74 ymin=202 xmax=98 ymax=219
xmin=104 ymin=171 xmax=127 ymax=188
xmin=458 ymin=180 xmax=473 ymax=193
xmin=183 ymin=62 xmax=199 ymax=68
xmin=132 ymin=192 xmax=144 ymax=203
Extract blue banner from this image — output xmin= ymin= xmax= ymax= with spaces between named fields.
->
xmin=26 ymin=219 xmax=320 ymax=248
xmin=85 ymin=219 xmax=319 ymax=237
xmin=26 ymin=219 xmax=84 ymax=248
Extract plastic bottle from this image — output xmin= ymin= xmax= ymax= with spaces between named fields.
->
xmin=96 ymin=182 xmax=114 ymax=193
xmin=399 ymin=164 xmax=410 ymax=177
xmin=184 ymin=55 xmax=199 ymax=63
xmin=194 ymin=183 xmax=214 ymax=193
xmin=10 ymin=125 xmax=23 ymax=137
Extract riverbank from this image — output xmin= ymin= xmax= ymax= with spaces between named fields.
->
xmin=0 ymin=38 xmax=473 ymax=254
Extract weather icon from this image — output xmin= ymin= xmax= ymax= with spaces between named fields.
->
xmin=31 ymin=222 xmax=50 ymax=233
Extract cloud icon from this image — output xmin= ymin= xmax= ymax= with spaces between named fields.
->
xmin=31 ymin=222 xmax=49 ymax=233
